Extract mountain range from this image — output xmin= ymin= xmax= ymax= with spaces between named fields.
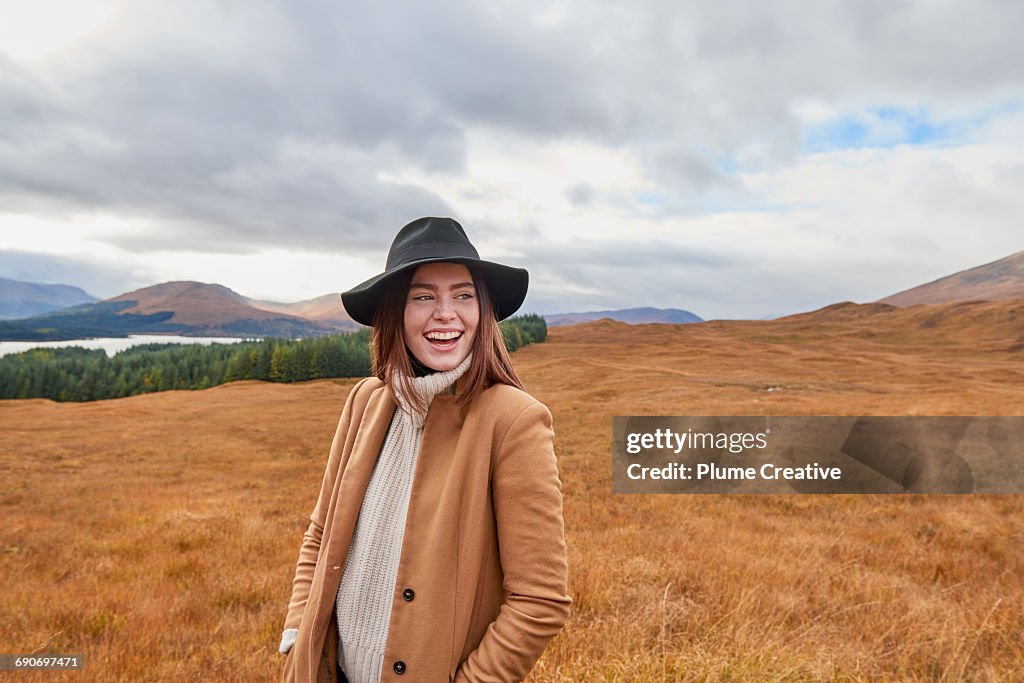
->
xmin=0 ymin=279 xmax=706 ymax=341
xmin=0 ymin=281 xmax=357 ymax=341
xmin=0 ymin=278 xmax=97 ymax=319
xmin=1 ymin=248 xmax=1022 ymax=341
xmin=544 ymin=307 xmax=702 ymax=326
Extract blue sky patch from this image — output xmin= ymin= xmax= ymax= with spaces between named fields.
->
xmin=798 ymin=104 xmax=1014 ymax=153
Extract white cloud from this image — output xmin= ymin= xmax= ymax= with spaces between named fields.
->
xmin=1 ymin=0 xmax=1022 ymax=318
xmin=144 ymin=249 xmax=379 ymax=303
xmin=0 ymin=0 xmax=125 ymax=63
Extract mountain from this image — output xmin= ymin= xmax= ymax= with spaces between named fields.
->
xmin=879 ymin=250 xmax=1024 ymax=306
xmin=108 ymin=282 xmax=356 ymax=330
xmin=0 ymin=281 xmax=355 ymax=341
xmin=108 ymin=281 xmax=274 ymax=326
xmin=544 ymin=307 xmax=703 ymax=326
xmin=0 ymin=277 xmax=97 ymax=319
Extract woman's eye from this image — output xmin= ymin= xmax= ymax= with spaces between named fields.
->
xmin=456 ymin=292 xmax=474 ymax=300
xmin=412 ymin=294 xmax=432 ymax=301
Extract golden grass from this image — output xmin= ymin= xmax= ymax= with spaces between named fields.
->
xmin=2 ymin=301 xmax=1023 ymax=681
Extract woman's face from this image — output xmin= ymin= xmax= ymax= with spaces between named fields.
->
xmin=403 ymin=262 xmax=479 ymax=372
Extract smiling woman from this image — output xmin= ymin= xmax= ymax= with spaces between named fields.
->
xmin=279 ymin=217 xmax=571 ymax=683
xmin=404 ymin=262 xmax=480 ymax=373
xmin=393 ymin=262 xmax=484 ymax=423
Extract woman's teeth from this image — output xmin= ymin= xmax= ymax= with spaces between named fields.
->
xmin=426 ymin=331 xmax=461 ymax=341
xmin=425 ymin=332 xmax=462 ymax=348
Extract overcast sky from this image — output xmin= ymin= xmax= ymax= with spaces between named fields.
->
xmin=1 ymin=0 xmax=1021 ymax=319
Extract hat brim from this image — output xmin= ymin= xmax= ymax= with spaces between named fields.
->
xmin=340 ymin=256 xmax=528 ymax=326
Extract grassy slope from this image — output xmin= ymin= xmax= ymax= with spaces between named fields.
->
xmin=1 ymin=300 xmax=1022 ymax=681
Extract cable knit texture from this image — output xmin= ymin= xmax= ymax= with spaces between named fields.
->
xmin=334 ymin=353 xmax=472 ymax=683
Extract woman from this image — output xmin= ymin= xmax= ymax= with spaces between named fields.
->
xmin=279 ymin=217 xmax=571 ymax=682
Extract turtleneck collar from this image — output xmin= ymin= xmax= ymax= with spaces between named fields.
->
xmin=391 ymin=353 xmax=473 ymax=428
xmin=407 ymin=351 xmax=436 ymax=378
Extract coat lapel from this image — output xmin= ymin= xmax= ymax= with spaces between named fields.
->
xmin=325 ymin=382 xmax=397 ymax=570
xmin=308 ymin=381 xmax=397 ymax=670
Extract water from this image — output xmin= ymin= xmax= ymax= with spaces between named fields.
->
xmin=0 ymin=335 xmax=256 ymax=358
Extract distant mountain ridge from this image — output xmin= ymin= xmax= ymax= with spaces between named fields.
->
xmin=0 ymin=277 xmax=97 ymax=320
xmin=0 ymin=281 xmax=356 ymax=341
xmin=879 ymin=250 xmax=1024 ymax=306
xmin=247 ymin=293 xmax=353 ymax=323
xmin=108 ymin=281 xmax=356 ymax=329
xmin=8 ymin=246 xmax=1021 ymax=342
xmin=544 ymin=307 xmax=703 ymax=326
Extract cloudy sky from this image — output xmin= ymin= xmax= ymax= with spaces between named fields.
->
xmin=1 ymin=0 xmax=1021 ymax=319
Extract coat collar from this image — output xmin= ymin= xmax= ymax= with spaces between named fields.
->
xmin=451 ymin=371 xmax=471 ymax=401
xmin=377 ymin=368 xmax=471 ymax=428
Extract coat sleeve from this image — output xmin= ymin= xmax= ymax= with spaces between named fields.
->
xmin=454 ymin=400 xmax=572 ymax=682
xmin=281 ymin=377 xmax=369 ymax=633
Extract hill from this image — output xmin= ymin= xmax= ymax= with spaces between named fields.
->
xmin=0 ymin=277 xmax=96 ymax=319
xmin=108 ymin=281 xmax=285 ymax=327
xmin=545 ymin=306 xmax=702 ymax=326
xmin=0 ymin=281 xmax=354 ymax=341
xmin=879 ymin=249 xmax=1024 ymax=306
xmin=1 ymin=301 xmax=1021 ymax=679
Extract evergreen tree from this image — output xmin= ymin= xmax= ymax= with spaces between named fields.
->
xmin=0 ymin=314 xmax=544 ymax=403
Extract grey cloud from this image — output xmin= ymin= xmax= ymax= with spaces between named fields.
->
xmin=0 ymin=0 xmax=619 ymax=253
xmin=2 ymin=0 xmax=1022 ymax=258
xmin=564 ymin=183 xmax=595 ymax=207
xmin=523 ymin=239 xmax=733 ymax=271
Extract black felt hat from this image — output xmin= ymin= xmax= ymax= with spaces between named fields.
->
xmin=340 ymin=217 xmax=529 ymax=326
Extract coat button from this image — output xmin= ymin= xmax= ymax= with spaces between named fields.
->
xmin=393 ymin=660 xmax=406 ymax=674
xmin=402 ymin=588 xmax=415 ymax=601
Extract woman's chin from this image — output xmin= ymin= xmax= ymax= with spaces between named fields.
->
xmin=413 ymin=347 xmax=468 ymax=372
xmin=424 ymin=357 xmax=460 ymax=372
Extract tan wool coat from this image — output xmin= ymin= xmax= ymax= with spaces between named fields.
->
xmin=281 ymin=373 xmax=571 ymax=682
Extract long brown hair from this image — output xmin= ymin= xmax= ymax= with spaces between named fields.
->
xmin=371 ymin=262 xmax=524 ymax=414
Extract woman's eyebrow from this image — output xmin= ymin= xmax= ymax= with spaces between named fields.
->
xmin=409 ymin=281 xmax=476 ymax=290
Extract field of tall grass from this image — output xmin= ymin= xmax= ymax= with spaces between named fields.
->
xmin=2 ymin=301 xmax=1022 ymax=681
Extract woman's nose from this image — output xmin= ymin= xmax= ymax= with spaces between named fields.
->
xmin=433 ymin=297 xmax=456 ymax=320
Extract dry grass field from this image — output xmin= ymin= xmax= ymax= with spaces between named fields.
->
xmin=2 ymin=299 xmax=1023 ymax=681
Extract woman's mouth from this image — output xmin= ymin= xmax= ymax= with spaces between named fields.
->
xmin=424 ymin=331 xmax=462 ymax=349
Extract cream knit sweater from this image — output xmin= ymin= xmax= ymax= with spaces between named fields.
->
xmin=279 ymin=354 xmax=472 ymax=683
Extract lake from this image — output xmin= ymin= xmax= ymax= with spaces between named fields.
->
xmin=0 ymin=335 xmax=255 ymax=358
